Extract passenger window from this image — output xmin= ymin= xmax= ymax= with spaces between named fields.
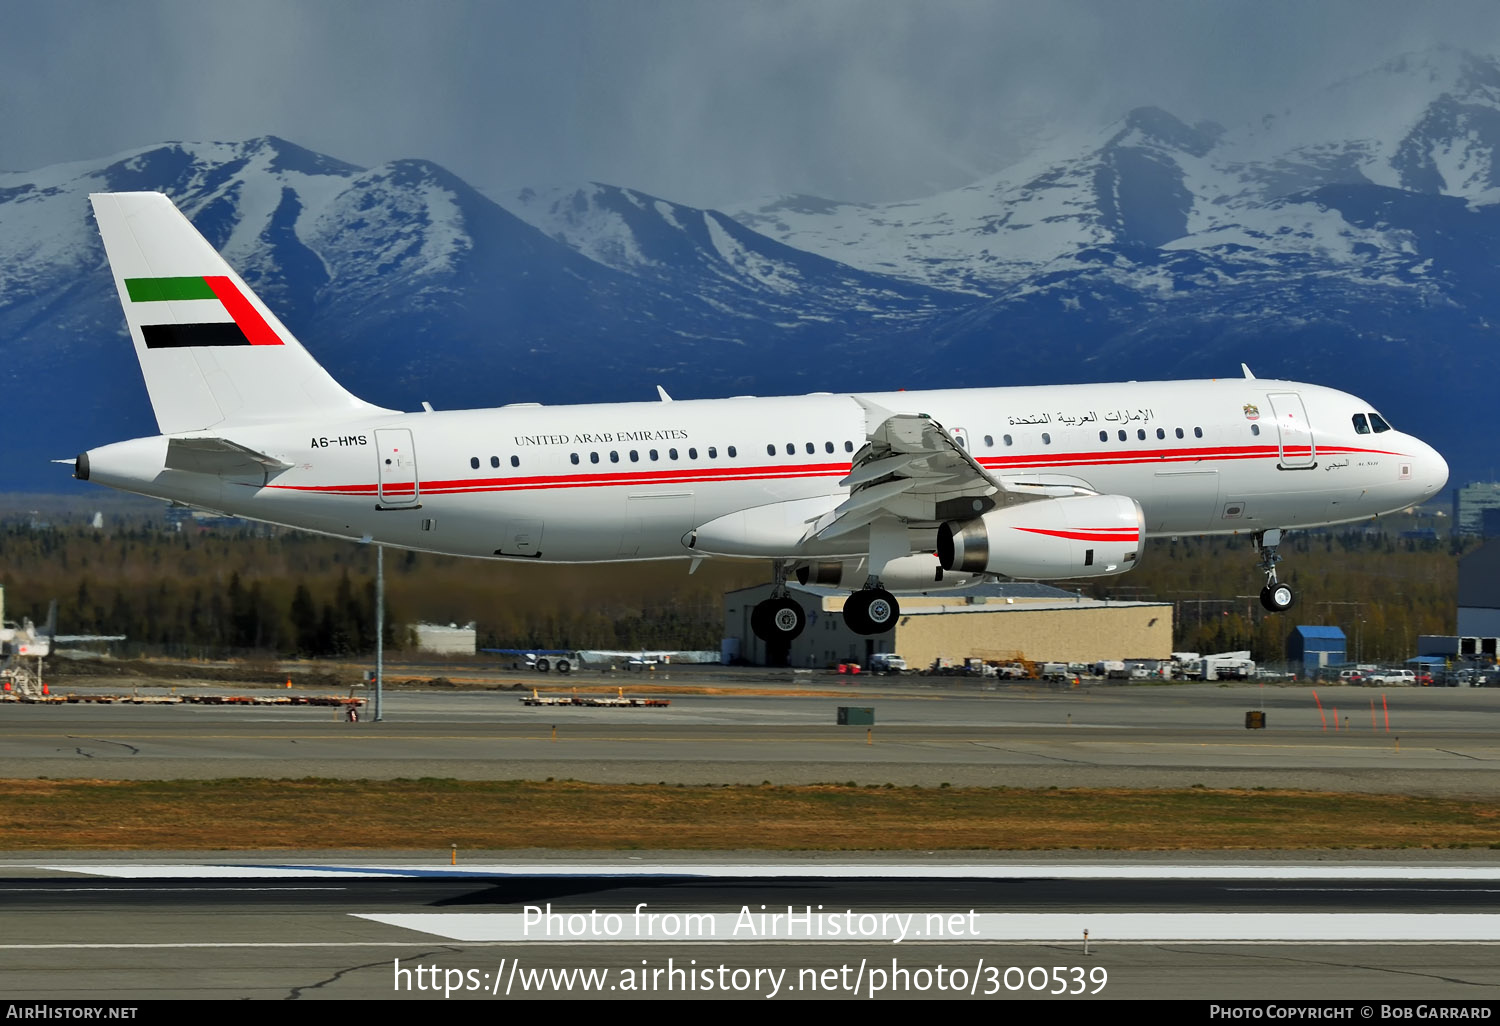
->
xmin=766 ymin=444 xmax=775 ymax=456
xmin=649 ymin=449 xmax=659 ymax=461
xmin=629 ymin=450 xmax=639 ymax=462
xmin=1251 ymin=424 xmax=1260 ymax=437
xmin=708 ymin=446 xmax=717 ymax=459
xmin=1156 ymin=428 xmax=1165 ymax=440
xmin=728 ymin=446 xmax=737 ymax=458
xmin=1370 ymin=413 xmax=1392 ymax=433
xmin=1099 ymin=431 xmax=1108 ymax=442
xmin=1137 ymin=429 xmax=1146 ymax=440
xmin=570 ymin=453 xmax=579 ymax=465
xmin=786 ymin=443 xmax=795 ymax=455
xmin=1003 ymin=434 xmax=1012 ymax=446
xmin=825 ymin=441 xmax=834 ymax=453
xmin=469 ymin=457 xmax=479 ymax=470
xmin=1041 ymin=432 xmax=1051 ymax=445
xmin=984 ymin=435 xmax=993 ymax=447
xmin=511 ymin=455 xmax=520 ymax=468
xmin=806 ymin=442 xmax=814 ymax=454
xmin=490 ymin=456 xmax=500 ymax=468
xmin=1193 ymin=427 xmax=1203 ymax=439
xmin=590 ymin=452 xmax=600 ymax=464
xmin=1175 ymin=428 xmax=1184 ymax=439
xmin=844 ymin=441 xmax=854 ymax=453
xmin=670 ymin=448 xmax=679 ymax=460
xmin=1117 ymin=430 xmax=1126 ymax=442
xmin=689 ymin=447 xmax=698 ymax=459
xmin=610 ymin=451 xmax=619 ymax=463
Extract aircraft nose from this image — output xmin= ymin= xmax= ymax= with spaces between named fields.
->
xmin=1419 ymin=441 xmax=1448 ymax=496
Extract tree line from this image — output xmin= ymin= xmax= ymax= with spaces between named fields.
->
xmin=0 ymin=519 xmax=1466 ymax=663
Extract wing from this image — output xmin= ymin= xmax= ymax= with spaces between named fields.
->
xmin=810 ymin=397 xmax=1092 ymax=542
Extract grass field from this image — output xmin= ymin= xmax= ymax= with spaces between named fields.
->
xmin=4 ymin=778 xmax=1497 ymax=851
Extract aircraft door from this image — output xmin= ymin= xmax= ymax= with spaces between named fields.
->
xmin=1267 ymin=392 xmax=1316 ymax=469
xmin=951 ymin=427 xmax=970 ymax=451
xmin=374 ymin=428 xmax=420 ymax=507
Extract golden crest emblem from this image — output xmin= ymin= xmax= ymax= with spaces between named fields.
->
xmin=1243 ymin=403 xmax=1260 ymax=421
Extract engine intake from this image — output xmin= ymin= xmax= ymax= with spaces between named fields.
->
xmin=938 ymin=494 xmax=1145 ymax=579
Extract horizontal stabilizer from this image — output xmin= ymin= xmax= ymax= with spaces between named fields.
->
xmin=165 ymin=437 xmax=292 ymax=477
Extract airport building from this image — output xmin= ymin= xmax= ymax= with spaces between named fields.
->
xmin=723 ymin=583 xmax=1173 ymax=668
xmin=413 ymin=622 xmax=477 ymax=655
xmin=1454 ymin=482 xmax=1500 ymax=537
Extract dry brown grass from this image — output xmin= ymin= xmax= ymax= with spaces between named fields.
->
xmin=3 ymin=779 xmax=1498 ymax=851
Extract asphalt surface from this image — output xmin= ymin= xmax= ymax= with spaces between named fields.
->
xmin=3 ymin=675 xmax=1498 ymax=794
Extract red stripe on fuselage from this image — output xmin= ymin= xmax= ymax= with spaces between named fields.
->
xmin=258 ymin=443 xmax=1414 ymax=500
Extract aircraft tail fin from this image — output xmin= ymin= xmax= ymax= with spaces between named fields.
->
xmin=90 ymin=192 xmax=391 ymax=435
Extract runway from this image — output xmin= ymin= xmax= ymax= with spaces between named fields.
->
xmin=7 ymin=677 xmax=1500 ymax=1000
xmin=2 ymin=861 xmax=1499 ymax=999
xmin=3 ymin=677 xmax=1499 ymax=794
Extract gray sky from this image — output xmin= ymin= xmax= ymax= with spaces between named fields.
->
xmin=4 ymin=0 xmax=1499 ymax=207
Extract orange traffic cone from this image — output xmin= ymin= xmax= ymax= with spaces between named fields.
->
xmin=41 ymin=684 xmax=49 ymax=696
xmin=285 ymin=678 xmax=292 ymax=689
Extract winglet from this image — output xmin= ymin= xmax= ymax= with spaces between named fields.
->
xmin=656 ymin=385 xmax=673 ymax=402
xmin=1241 ymin=363 xmax=1256 ymax=379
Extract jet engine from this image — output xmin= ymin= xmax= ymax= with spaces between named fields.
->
xmin=795 ymin=554 xmax=980 ymax=591
xmin=937 ymin=494 xmax=1145 ymax=579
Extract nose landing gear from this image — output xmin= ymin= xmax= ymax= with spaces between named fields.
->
xmin=1256 ymin=529 xmax=1295 ymax=612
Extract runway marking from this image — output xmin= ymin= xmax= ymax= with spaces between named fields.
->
xmin=31 ymin=863 xmax=1500 ymax=881
xmin=359 ymin=911 xmax=1500 ymax=943
xmin=1 ymin=938 xmax=1495 ymax=949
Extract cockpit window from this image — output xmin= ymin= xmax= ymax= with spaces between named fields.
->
xmin=1369 ymin=412 xmax=1392 ymax=433
xmin=1352 ymin=414 xmax=1370 ymax=435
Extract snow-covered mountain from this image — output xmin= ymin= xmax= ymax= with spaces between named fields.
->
xmin=734 ymin=46 xmax=1500 ymax=295
xmin=4 ymin=46 xmax=1500 ymax=492
xmin=0 ymin=137 xmax=962 ymax=489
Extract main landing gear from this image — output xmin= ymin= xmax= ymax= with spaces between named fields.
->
xmin=750 ymin=562 xmax=806 ymax=643
xmin=842 ymin=585 xmax=899 ymax=636
xmin=747 ymin=567 xmax=901 ymax=641
xmin=1256 ymin=529 xmax=1295 ymax=612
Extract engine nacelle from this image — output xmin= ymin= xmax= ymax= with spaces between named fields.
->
xmin=795 ymin=554 xmax=980 ymax=591
xmin=937 ymin=494 xmax=1145 ymax=579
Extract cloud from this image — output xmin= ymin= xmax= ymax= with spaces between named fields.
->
xmin=4 ymin=0 xmax=1498 ymax=207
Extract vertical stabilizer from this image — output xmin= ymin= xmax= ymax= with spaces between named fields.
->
xmin=90 ymin=192 xmax=392 ymax=434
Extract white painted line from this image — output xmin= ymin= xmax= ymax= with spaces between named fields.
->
xmin=356 ymin=911 xmax=1500 ymax=943
xmin=29 ymin=863 xmax=1500 ymax=881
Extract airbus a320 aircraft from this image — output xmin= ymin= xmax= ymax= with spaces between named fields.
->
xmin=73 ymin=193 xmax=1448 ymax=644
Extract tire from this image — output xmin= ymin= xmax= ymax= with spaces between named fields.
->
xmin=1260 ymin=583 xmax=1294 ymax=612
xmin=536 ymin=657 xmax=550 ymax=673
xmin=556 ymin=659 xmax=571 ymax=674
xmin=752 ymin=597 xmax=805 ymax=641
xmin=843 ymin=589 xmax=900 ymax=636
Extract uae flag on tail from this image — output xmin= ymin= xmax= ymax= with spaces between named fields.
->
xmin=125 ymin=275 xmax=284 ymax=348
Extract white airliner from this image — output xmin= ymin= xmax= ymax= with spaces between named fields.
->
xmin=73 ymin=193 xmax=1448 ymax=644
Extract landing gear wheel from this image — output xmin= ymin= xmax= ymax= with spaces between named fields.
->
xmin=843 ymin=588 xmax=899 ymax=635
xmin=751 ymin=597 xmax=805 ymax=641
xmin=1260 ymin=583 xmax=1294 ymax=612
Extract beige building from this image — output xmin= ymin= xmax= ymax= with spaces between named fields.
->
xmin=725 ymin=583 xmax=1172 ymax=668
xmin=413 ymin=622 xmax=477 ymax=655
